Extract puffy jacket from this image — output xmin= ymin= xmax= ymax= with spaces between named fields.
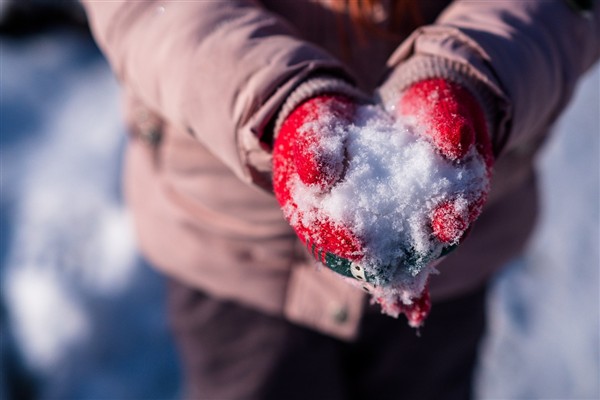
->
xmin=82 ymin=0 xmax=600 ymax=340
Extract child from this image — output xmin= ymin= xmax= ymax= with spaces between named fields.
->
xmin=82 ymin=1 xmax=599 ymax=398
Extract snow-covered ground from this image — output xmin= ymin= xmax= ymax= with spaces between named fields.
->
xmin=1 ymin=32 xmax=180 ymax=400
xmin=476 ymin=56 xmax=600 ymax=398
xmin=1 ymin=29 xmax=598 ymax=400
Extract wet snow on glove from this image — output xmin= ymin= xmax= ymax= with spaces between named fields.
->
xmin=283 ymin=104 xmax=489 ymax=320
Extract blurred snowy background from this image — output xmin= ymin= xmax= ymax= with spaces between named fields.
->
xmin=1 ymin=3 xmax=598 ymax=400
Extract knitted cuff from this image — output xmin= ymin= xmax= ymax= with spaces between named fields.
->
xmin=376 ymin=55 xmax=502 ymax=150
xmin=273 ymin=76 xmax=372 ymax=139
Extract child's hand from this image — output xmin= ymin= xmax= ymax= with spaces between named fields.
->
xmin=273 ymin=95 xmax=364 ymax=269
xmin=397 ymin=78 xmax=494 ymax=244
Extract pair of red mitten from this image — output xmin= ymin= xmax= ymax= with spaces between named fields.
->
xmin=272 ymin=78 xmax=494 ymax=327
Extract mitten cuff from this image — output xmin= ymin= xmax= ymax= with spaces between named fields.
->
xmin=274 ymin=77 xmax=371 ymax=138
xmin=377 ymin=55 xmax=503 ymax=152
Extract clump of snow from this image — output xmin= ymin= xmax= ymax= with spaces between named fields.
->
xmin=285 ymin=104 xmax=488 ymax=309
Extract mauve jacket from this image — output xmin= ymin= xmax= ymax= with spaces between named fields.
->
xmin=82 ymin=0 xmax=600 ymax=340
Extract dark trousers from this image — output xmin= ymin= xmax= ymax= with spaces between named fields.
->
xmin=168 ymin=280 xmax=488 ymax=400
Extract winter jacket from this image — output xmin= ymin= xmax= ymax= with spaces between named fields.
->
xmin=82 ymin=0 xmax=600 ymax=340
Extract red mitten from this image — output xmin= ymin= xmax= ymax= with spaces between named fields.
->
xmin=273 ymin=95 xmax=363 ymax=266
xmin=397 ymin=78 xmax=494 ymax=244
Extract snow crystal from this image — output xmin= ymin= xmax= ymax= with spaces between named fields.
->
xmin=286 ymin=104 xmax=488 ymax=305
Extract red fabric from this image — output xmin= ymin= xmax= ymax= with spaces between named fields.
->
xmin=398 ymin=78 xmax=494 ymax=244
xmin=272 ymin=95 xmax=362 ymax=260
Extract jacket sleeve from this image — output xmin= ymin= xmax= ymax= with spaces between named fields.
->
xmin=81 ymin=0 xmax=357 ymax=187
xmin=378 ymin=0 xmax=600 ymax=155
